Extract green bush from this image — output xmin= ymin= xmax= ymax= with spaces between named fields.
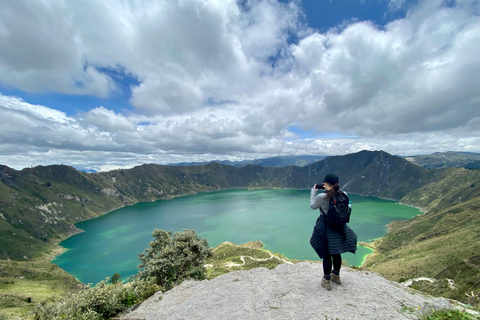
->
xmin=34 ymin=229 xmax=210 ymax=319
xmin=137 ymin=229 xmax=212 ymax=291
xmin=125 ymin=276 xmax=161 ymax=302
xmin=0 ymin=311 xmax=8 ymax=320
xmin=109 ymin=272 xmax=122 ymax=284
xmin=34 ymin=275 xmax=160 ymax=319
xmin=421 ymin=309 xmax=477 ymax=320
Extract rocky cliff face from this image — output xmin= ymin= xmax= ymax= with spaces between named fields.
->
xmin=307 ymin=150 xmax=436 ymax=199
xmin=120 ymin=262 xmax=476 ymax=320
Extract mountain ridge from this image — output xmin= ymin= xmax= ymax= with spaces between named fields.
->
xmin=404 ymin=151 xmax=480 ymax=170
xmin=0 ymin=150 xmax=463 ymax=260
xmin=1 ymin=149 xmax=480 ymax=317
xmin=167 ymin=155 xmax=327 ymax=168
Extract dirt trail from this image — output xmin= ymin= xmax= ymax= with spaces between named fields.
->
xmin=225 ymin=254 xmax=293 ymax=267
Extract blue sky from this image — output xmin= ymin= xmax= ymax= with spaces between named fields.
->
xmin=0 ymin=67 xmax=138 ymax=116
xmin=301 ymin=0 xmax=414 ymax=30
xmin=1 ymin=0 xmax=479 ymax=171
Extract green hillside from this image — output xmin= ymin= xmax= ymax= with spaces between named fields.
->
xmin=1 ymin=150 xmax=479 ymax=314
xmin=0 ymin=150 xmax=435 ymax=260
xmin=0 ymin=258 xmax=81 ymax=318
xmin=364 ymin=168 xmax=480 ymax=302
xmin=0 ymin=165 xmax=127 ymax=260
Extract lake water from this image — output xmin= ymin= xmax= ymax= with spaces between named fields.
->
xmin=53 ymin=189 xmax=421 ymax=285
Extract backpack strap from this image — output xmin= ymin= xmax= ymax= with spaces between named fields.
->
xmin=319 ymin=196 xmax=333 ymax=215
xmin=319 ymin=190 xmax=346 ymax=215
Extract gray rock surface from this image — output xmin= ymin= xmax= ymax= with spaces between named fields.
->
xmin=120 ymin=262 xmax=457 ymax=320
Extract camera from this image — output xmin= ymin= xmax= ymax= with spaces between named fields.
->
xmin=315 ymin=184 xmax=325 ymax=190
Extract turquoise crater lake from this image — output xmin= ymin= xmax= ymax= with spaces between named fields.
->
xmin=53 ymin=189 xmax=421 ymax=285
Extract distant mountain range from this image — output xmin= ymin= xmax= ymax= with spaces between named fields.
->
xmin=167 ymin=155 xmax=327 ymax=168
xmin=77 ymin=152 xmax=479 ymax=173
xmin=1 ymin=149 xmax=479 ymax=303
xmin=166 ymin=152 xmax=480 ymax=170
xmin=403 ymin=151 xmax=480 ymax=170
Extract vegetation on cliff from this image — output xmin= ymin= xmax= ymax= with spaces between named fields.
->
xmin=32 ymin=233 xmax=293 ymax=320
xmin=364 ymin=168 xmax=480 ymax=304
xmin=0 ymin=150 xmax=435 ymax=260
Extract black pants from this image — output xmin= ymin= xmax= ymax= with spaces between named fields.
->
xmin=323 ymin=254 xmax=342 ymax=276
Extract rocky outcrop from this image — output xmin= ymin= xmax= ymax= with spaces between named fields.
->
xmin=120 ymin=262 xmax=477 ymax=320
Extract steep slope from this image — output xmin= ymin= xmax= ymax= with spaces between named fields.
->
xmin=365 ymin=168 xmax=480 ymax=302
xmin=2 ymin=150 xmax=480 ymax=316
xmin=0 ymin=150 xmax=473 ymax=264
xmin=401 ymin=167 xmax=480 ymax=212
xmin=0 ymin=165 xmax=127 ymax=259
xmin=1 ymin=150 xmax=432 ymax=259
xmin=309 ymin=150 xmax=437 ymax=199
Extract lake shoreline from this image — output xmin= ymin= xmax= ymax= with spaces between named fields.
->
xmin=50 ymin=187 xmax=423 ymax=265
xmin=52 ymin=188 xmax=422 ymax=283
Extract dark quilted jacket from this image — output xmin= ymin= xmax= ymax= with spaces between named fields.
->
xmin=310 ymin=213 xmax=357 ymax=259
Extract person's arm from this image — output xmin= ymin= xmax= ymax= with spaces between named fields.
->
xmin=310 ymin=186 xmax=326 ymax=210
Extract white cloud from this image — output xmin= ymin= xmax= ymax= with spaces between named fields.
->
xmin=0 ymin=94 xmax=71 ymax=124
xmin=125 ymin=0 xmax=305 ymax=115
xmin=0 ymin=0 xmax=479 ymax=170
xmin=81 ymin=107 xmax=136 ymax=133
xmin=289 ymin=0 xmax=480 ymax=137
xmin=1 ymin=0 xmax=305 ymax=114
xmin=0 ymin=1 xmax=115 ymax=97
xmin=1 ymin=92 xmax=479 ymax=171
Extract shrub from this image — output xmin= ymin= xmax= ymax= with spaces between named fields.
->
xmin=34 ymin=277 xmax=159 ymax=320
xmin=32 ymin=229 xmax=211 ymax=320
xmin=137 ymin=229 xmax=212 ymax=291
xmin=34 ymin=228 xmax=209 ymax=319
xmin=421 ymin=309 xmax=476 ymax=320
xmin=125 ymin=276 xmax=161 ymax=302
xmin=109 ymin=273 xmax=122 ymax=284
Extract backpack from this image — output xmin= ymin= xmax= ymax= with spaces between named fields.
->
xmin=320 ymin=191 xmax=351 ymax=230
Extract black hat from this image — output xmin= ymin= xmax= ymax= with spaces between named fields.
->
xmin=323 ymin=173 xmax=339 ymax=185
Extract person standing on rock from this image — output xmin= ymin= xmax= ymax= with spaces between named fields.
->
xmin=309 ymin=173 xmax=357 ymax=291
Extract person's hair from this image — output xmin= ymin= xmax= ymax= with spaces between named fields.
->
xmin=326 ymin=182 xmax=340 ymax=199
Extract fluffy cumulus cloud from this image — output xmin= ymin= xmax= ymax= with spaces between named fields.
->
xmin=0 ymin=0 xmax=479 ymax=170
xmin=0 ymin=1 xmax=117 ymax=97
xmin=291 ymin=0 xmax=480 ymax=137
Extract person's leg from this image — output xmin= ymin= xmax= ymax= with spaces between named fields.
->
xmin=322 ymin=255 xmax=333 ymax=280
xmin=321 ymin=255 xmax=333 ymax=290
xmin=331 ymin=254 xmax=342 ymax=285
xmin=332 ymin=254 xmax=342 ymax=274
